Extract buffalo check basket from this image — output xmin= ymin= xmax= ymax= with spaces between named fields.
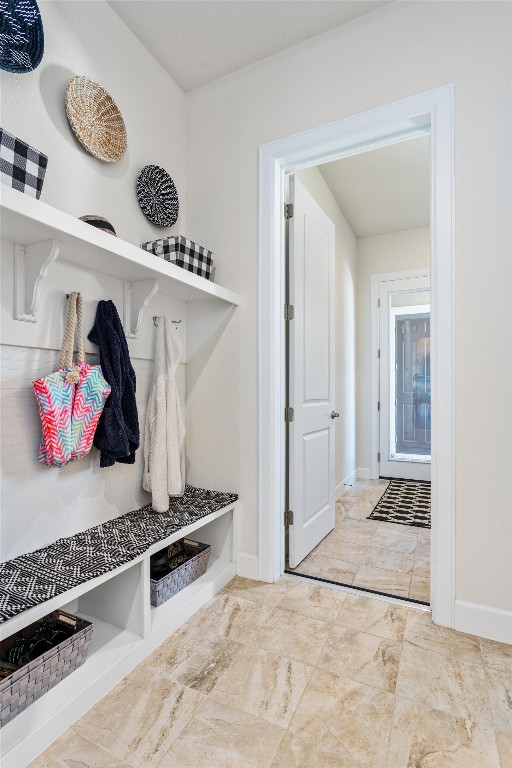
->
xmin=0 ymin=128 xmax=48 ymax=199
xmin=140 ymin=236 xmax=213 ymax=280
xmin=0 ymin=611 xmax=93 ymax=727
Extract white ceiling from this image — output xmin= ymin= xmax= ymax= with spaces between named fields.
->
xmin=108 ymin=1 xmax=390 ymax=92
xmin=318 ymin=135 xmax=430 ymax=238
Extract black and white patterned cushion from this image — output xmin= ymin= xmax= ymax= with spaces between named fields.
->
xmin=0 ymin=486 xmax=237 ymax=623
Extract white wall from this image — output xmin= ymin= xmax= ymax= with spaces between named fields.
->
xmin=295 ymin=167 xmax=357 ymax=491
xmin=185 ymin=1 xmax=512 ymax=613
xmin=0 ymin=2 xmax=189 ymax=559
xmin=356 ymin=227 xmax=430 ymax=473
xmin=0 ymin=1 xmax=187 ymax=245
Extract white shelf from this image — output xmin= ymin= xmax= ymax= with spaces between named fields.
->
xmin=0 ymin=617 xmax=141 ymax=767
xmin=0 ymin=501 xmax=237 ymax=640
xmin=0 ymin=185 xmax=240 ymax=306
xmin=151 ymin=556 xmax=229 ymax=629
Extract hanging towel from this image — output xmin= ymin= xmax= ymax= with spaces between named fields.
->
xmin=88 ymin=300 xmax=139 ymax=467
xmin=143 ymin=317 xmax=185 ymax=511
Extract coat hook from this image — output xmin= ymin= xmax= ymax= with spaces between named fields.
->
xmin=153 ymin=316 xmax=181 ymax=327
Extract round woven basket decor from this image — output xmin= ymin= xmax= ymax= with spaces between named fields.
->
xmin=65 ymin=76 xmax=127 ymax=163
xmin=136 ymin=165 xmax=179 ymax=227
xmin=0 ymin=0 xmax=44 ymax=74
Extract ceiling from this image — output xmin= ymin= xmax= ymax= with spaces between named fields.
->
xmin=318 ymin=135 xmax=430 ymax=238
xmin=108 ymin=1 xmax=390 ymax=92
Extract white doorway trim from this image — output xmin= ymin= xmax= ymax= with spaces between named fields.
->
xmin=370 ymin=269 xmax=431 ymax=481
xmin=258 ymin=86 xmax=455 ymax=628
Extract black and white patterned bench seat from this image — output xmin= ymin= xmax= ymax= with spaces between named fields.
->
xmin=0 ymin=486 xmax=238 ymax=623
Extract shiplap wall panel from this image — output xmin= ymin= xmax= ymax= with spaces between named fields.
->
xmin=0 ymin=345 xmax=186 ymax=561
xmin=0 ymin=241 xmax=187 ymax=361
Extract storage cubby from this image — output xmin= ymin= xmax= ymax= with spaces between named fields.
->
xmin=150 ymin=508 xmax=235 ymax=630
xmin=0 ymin=501 xmax=237 ymax=768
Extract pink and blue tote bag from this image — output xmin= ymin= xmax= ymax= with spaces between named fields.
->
xmin=33 ymin=292 xmax=111 ymax=467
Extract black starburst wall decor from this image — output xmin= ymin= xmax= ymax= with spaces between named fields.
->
xmin=0 ymin=0 xmax=44 ymax=74
xmin=136 ymin=164 xmax=179 ymax=227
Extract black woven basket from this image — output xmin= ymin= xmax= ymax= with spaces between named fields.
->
xmin=150 ymin=539 xmax=211 ymax=607
xmin=0 ymin=610 xmax=93 ymax=727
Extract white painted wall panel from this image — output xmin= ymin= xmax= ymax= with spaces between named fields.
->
xmin=185 ymin=1 xmax=512 ymax=610
xmin=0 ymin=344 xmax=186 ymax=561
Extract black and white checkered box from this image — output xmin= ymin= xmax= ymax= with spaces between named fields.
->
xmin=0 ymin=129 xmax=48 ymax=200
xmin=140 ymin=236 xmax=214 ymax=280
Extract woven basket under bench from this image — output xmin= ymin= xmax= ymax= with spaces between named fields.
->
xmin=150 ymin=539 xmax=211 ymax=607
xmin=0 ymin=610 xmax=93 ymax=727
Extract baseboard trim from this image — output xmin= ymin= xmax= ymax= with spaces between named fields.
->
xmin=357 ymin=467 xmax=371 ymax=480
xmin=237 ymin=552 xmax=260 ymax=580
xmin=454 ymin=599 xmax=512 ymax=644
xmin=336 ymin=469 xmax=357 ymax=498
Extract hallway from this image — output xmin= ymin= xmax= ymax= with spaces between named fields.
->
xmin=29 ymin=576 xmax=511 ymax=767
xmin=289 ymin=480 xmax=430 ymax=603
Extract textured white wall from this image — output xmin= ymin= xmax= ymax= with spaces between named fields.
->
xmin=0 ymin=240 xmax=187 ymax=561
xmin=356 ymin=227 xmax=430 ymax=472
xmin=0 ymin=1 xmax=189 ymax=560
xmin=185 ymin=1 xmax=512 ymax=611
xmin=296 ymin=167 xmax=357 ymax=490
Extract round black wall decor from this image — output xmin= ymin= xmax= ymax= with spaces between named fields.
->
xmin=0 ymin=0 xmax=44 ymax=74
xmin=136 ymin=165 xmax=179 ymax=227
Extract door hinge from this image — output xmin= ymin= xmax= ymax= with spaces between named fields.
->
xmin=377 ymin=401 xmax=380 ymax=411
xmin=284 ymin=509 xmax=294 ymax=526
xmin=377 ymin=349 xmax=380 ymax=359
xmin=378 ymin=452 xmax=381 ymax=462
xmin=284 ymin=406 xmax=295 ymax=423
xmin=378 ymin=298 xmax=381 ymax=307
xmin=284 ymin=202 xmax=294 ymax=219
xmin=284 ymin=304 xmax=295 ymax=321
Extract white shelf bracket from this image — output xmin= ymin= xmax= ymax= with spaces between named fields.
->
xmin=123 ymin=279 xmax=159 ymax=338
xmin=13 ymin=239 xmax=61 ymax=322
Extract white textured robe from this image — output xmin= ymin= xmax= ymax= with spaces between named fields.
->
xmin=143 ymin=317 xmax=185 ymax=511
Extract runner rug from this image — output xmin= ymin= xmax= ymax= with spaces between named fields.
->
xmin=367 ymin=479 xmax=431 ymax=529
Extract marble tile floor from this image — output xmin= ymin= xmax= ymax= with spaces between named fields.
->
xmin=288 ymin=479 xmax=431 ymax=603
xmin=30 ymin=576 xmax=511 ymax=768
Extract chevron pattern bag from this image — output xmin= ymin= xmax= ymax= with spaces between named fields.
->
xmin=33 ymin=292 xmax=111 ymax=467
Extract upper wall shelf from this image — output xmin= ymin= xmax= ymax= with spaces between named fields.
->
xmin=0 ymin=186 xmax=239 ymax=331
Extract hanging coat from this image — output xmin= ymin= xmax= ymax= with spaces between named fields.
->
xmin=143 ymin=317 xmax=185 ymax=511
xmin=88 ymin=300 xmax=140 ymax=467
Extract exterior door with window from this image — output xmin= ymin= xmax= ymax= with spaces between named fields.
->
xmin=379 ymin=275 xmax=431 ymax=481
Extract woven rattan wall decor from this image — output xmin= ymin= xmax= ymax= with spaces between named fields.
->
xmin=136 ymin=165 xmax=179 ymax=226
xmin=65 ymin=76 xmax=127 ymax=163
xmin=0 ymin=0 xmax=44 ymax=74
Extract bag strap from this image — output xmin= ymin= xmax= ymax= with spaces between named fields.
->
xmin=59 ymin=292 xmax=85 ymax=370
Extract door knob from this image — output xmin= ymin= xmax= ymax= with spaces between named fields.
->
xmin=331 ymin=411 xmax=340 ymax=419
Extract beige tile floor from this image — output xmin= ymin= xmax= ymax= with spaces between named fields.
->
xmin=289 ymin=479 xmax=431 ymax=603
xmin=29 ymin=576 xmax=511 ymax=767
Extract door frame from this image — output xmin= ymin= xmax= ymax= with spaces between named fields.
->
xmin=258 ymin=86 xmax=455 ymax=628
xmin=370 ymin=269 xmax=431 ymax=480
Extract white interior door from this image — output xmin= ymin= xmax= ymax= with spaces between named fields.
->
xmin=379 ymin=274 xmax=431 ymax=481
xmin=287 ymin=176 xmax=336 ymax=568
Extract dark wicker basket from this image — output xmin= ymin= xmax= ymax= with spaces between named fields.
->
xmin=150 ymin=539 xmax=211 ymax=607
xmin=0 ymin=610 xmax=93 ymax=728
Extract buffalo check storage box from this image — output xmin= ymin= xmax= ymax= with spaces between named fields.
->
xmin=140 ymin=236 xmax=214 ymax=280
xmin=0 ymin=128 xmax=48 ymax=199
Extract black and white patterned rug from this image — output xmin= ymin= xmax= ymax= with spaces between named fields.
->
xmin=0 ymin=486 xmax=237 ymax=624
xmin=367 ymin=480 xmax=431 ymax=529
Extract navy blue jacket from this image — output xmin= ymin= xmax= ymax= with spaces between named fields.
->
xmin=88 ymin=301 xmax=139 ymax=467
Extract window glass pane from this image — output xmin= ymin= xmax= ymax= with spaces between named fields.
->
xmin=390 ymin=291 xmax=431 ymax=460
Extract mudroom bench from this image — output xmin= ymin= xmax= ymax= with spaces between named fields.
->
xmin=0 ymin=486 xmax=238 ymax=768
